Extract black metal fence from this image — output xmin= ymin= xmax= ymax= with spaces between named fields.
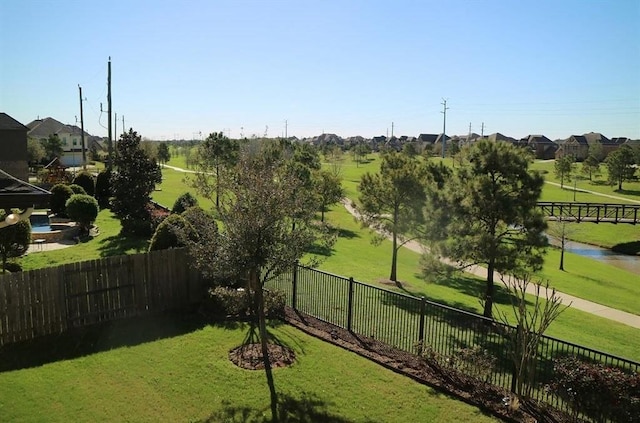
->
xmin=266 ymin=263 xmax=640 ymax=420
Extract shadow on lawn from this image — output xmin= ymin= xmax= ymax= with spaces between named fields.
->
xmin=0 ymin=312 xmax=220 ymax=373
xmin=612 ymin=240 xmax=640 ymax=255
xmin=201 ymin=392 xmax=371 ymax=423
xmin=96 ymin=233 xmax=149 ymax=257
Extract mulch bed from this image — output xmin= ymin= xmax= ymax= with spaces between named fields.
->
xmin=281 ymin=307 xmax=569 ymax=423
xmin=229 ymin=343 xmax=296 ymax=370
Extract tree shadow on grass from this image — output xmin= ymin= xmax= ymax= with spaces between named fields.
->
xmin=614 ymin=188 xmax=640 ymax=197
xmin=612 ymin=241 xmax=640 ymax=255
xmin=0 ymin=312 xmax=217 ymax=373
xmin=201 ymin=392 xmax=369 ymax=423
xmin=96 ymin=233 xmax=149 ymax=257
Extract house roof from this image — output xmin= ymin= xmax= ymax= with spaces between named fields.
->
xmin=27 ymin=117 xmax=67 ymax=138
xmin=582 ymin=132 xmax=612 ymax=145
xmin=526 ymin=135 xmax=554 ymax=144
xmin=0 ymin=168 xmax=51 ymax=209
xmin=0 ymin=113 xmax=29 ymax=131
xmin=418 ymin=134 xmax=438 ymax=143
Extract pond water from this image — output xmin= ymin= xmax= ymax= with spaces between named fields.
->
xmin=556 ymin=238 xmax=640 ymax=275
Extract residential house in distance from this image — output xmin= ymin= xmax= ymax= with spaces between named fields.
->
xmin=520 ymin=135 xmax=558 ymax=159
xmin=556 ymin=135 xmax=589 ymax=160
xmin=582 ymin=132 xmax=619 ymax=159
xmin=27 ymin=117 xmax=88 ymax=167
xmin=0 ymin=112 xmax=29 ymax=181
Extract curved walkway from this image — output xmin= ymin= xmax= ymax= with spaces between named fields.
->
xmin=546 ymin=181 xmax=640 ymax=204
xmin=342 ymin=199 xmax=640 ymax=329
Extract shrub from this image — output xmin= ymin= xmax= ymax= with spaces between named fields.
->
xmin=208 ymin=286 xmax=250 ymax=316
xmin=72 ymin=172 xmax=95 ymax=196
xmin=69 ymin=184 xmax=87 ymax=195
xmin=3 ymin=261 xmax=22 ymax=273
xmin=95 ymin=170 xmax=111 ymax=209
xmin=148 ymin=214 xmax=196 ymax=252
xmin=549 ymin=356 xmax=640 ymax=422
xmin=206 ymin=287 xmax=285 ymax=318
xmin=0 ymin=210 xmax=31 ymax=272
xmin=172 ymin=192 xmax=198 ymax=214
xmin=50 ymin=183 xmax=74 ymax=216
xmin=66 ymin=194 xmax=99 ymax=235
xmin=264 ymin=289 xmax=286 ymax=318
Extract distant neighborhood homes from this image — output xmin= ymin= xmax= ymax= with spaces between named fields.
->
xmin=0 ymin=112 xmax=30 ymax=181
xmin=26 ymin=117 xmax=104 ymax=167
xmin=301 ymin=130 xmax=636 ymax=161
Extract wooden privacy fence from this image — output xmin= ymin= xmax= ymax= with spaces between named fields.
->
xmin=0 ymin=248 xmax=203 ymax=346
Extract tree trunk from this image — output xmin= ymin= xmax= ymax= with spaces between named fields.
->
xmin=559 ymin=237 xmax=565 ymax=271
xmin=483 ymin=258 xmax=495 ymax=319
xmin=252 ymin=268 xmax=278 ymax=421
xmin=390 ymin=230 xmax=398 ymax=282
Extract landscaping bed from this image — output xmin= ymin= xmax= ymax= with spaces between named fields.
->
xmin=282 ymin=307 xmax=570 ymax=423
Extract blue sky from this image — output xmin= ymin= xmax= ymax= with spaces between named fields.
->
xmin=1 ymin=0 xmax=639 ymax=141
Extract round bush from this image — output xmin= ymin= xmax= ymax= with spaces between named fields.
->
xmin=66 ymin=194 xmax=99 ymax=234
xmin=172 ymin=192 xmax=199 ymax=214
xmin=69 ymin=184 xmax=87 ymax=195
xmin=148 ymin=213 xmax=197 ymax=252
xmin=50 ymin=183 xmax=74 ymax=216
xmin=72 ymin=172 xmax=95 ymax=196
xmin=0 ymin=210 xmax=31 ymax=270
xmin=95 ymin=170 xmax=111 ymax=209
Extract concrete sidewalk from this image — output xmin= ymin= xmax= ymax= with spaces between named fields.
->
xmin=342 ymin=199 xmax=640 ymax=330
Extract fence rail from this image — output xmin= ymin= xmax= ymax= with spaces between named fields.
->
xmin=0 ymin=249 xmax=203 ymax=346
xmin=267 ymin=264 xmax=640 ymax=420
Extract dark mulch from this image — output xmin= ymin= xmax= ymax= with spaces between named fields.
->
xmin=229 ymin=343 xmax=296 ymax=370
xmin=281 ymin=307 xmax=569 ymax=423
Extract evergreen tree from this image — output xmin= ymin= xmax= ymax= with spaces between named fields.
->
xmin=110 ymin=129 xmax=162 ymax=236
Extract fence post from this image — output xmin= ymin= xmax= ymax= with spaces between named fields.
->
xmin=292 ymin=261 xmax=298 ymax=310
xmin=418 ymin=296 xmax=426 ymax=355
xmin=347 ymin=277 xmax=354 ymax=332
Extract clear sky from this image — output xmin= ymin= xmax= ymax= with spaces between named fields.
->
xmin=1 ymin=0 xmax=639 ymax=141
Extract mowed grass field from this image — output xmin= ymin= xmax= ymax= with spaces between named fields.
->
xmin=0 ymin=315 xmax=499 ymax=423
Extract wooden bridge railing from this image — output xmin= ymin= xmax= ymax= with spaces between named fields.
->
xmin=537 ymin=202 xmax=640 ymax=224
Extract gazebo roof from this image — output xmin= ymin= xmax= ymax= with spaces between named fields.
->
xmin=0 ymin=169 xmax=51 ymax=209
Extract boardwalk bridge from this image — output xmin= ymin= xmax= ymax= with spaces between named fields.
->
xmin=537 ymin=202 xmax=640 ymax=224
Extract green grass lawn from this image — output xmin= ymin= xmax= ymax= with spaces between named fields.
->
xmin=0 ymin=315 xmax=498 ymax=423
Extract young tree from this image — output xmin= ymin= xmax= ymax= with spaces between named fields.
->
xmin=188 ymin=147 xmax=332 ymax=420
xmin=313 ymin=169 xmax=344 ymax=222
xmin=554 ymin=155 xmax=575 ymax=189
xmin=358 ymin=152 xmax=426 ymax=283
xmin=581 ymin=154 xmax=601 ymax=182
xmin=493 ymin=274 xmax=569 ymax=398
xmin=157 ymin=143 xmax=171 ymax=165
xmin=27 ymin=138 xmax=45 ymax=165
xmin=42 ymin=134 xmax=64 ymax=161
xmin=191 ymin=132 xmax=239 ymax=210
xmin=422 ymin=140 xmax=547 ymax=319
xmin=547 ymin=217 xmax=576 ymax=271
xmin=605 ymin=144 xmax=637 ymax=190
xmin=0 ymin=210 xmax=31 ymax=273
xmin=588 ymin=140 xmax=604 ymax=162
xmin=110 ymin=129 xmax=162 ymax=236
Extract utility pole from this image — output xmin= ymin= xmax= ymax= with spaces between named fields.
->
xmin=285 ymin=119 xmax=288 ymax=139
xmin=441 ymin=99 xmax=449 ymax=159
xmin=481 ymin=122 xmax=485 ymax=138
xmin=107 ymin=57 xmax=113 ymax=171
xmin=115 ymin=112 xmax=117 ymax=141
xmin=122 ymin=115 xmax=125 ymax=134
xmin=391 ymin=121 xmax=394 ymax=138
xmin=78 ymin=85 xmax=86 ymax=170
